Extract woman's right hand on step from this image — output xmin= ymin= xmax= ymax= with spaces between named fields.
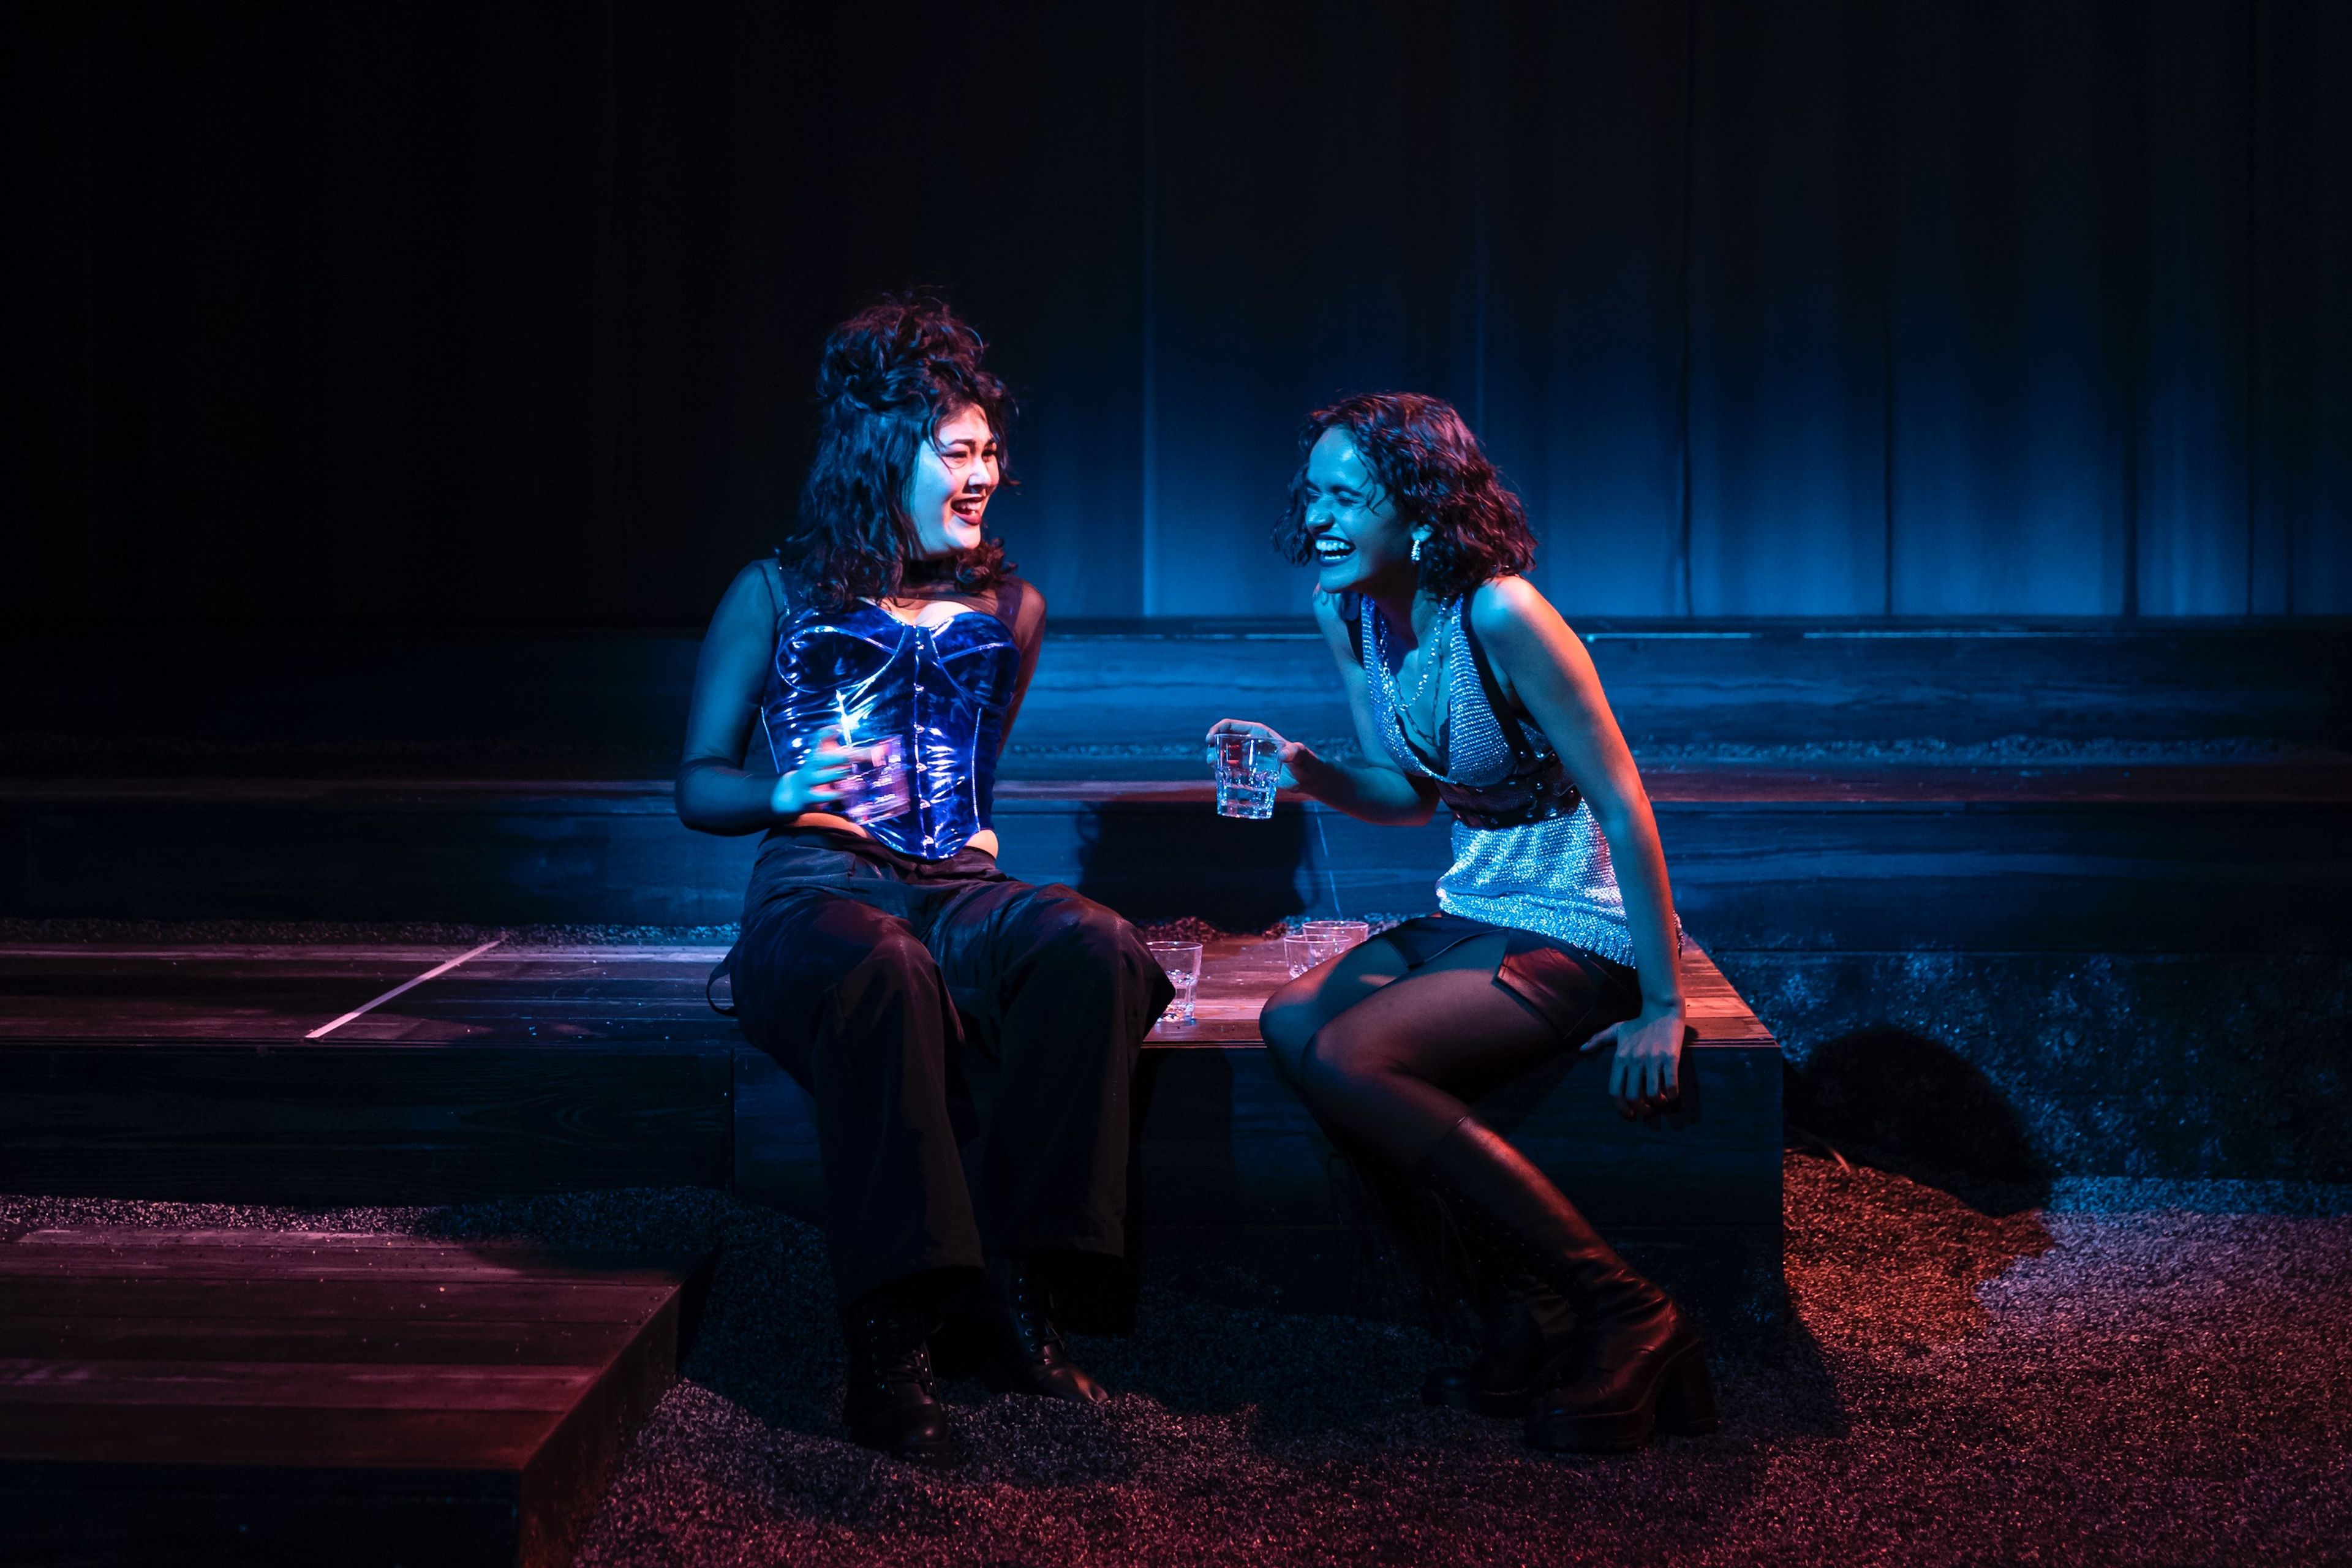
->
xmin=771 ymin=736 xmax=854 ymax=817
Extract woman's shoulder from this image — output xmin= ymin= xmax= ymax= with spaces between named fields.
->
xmin=709 ymin=556 xmax=789 ymax=625
xmin=988 ymin=570 xmax=1042 ymax=609
xmin=988 ymin=574 xmax=1047 ymax=648
xmin=1465 ymin=574 xmax=1558 ymax=638
xmin=720 ymin=556 xmax=788 ymax=612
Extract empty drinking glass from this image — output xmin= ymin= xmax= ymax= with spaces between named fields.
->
xmin=1147 ymin=940 xmax=1204 ymax=1025
xmin=1213 ymin=733 xmax=1281 ymax=820
xmin=1281 ymin=932 xmax=1316 ymax=978
xmin=1302 ymin=919 xmax=1370 ymax=966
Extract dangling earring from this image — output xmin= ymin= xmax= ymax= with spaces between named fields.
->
xmin=1411 ymin=535 xmax=1424 ymax=563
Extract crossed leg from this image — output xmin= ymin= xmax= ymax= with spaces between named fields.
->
xmin=1261 ymin=933 xmax=1569 ymax=1166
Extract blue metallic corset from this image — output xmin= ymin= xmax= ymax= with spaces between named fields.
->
xmin=760 ymin=601 xmax=1022 ymax=859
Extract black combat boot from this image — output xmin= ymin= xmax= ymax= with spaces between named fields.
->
xmin=840 ymin=1285 xmax=959 ymax=1465
xmin=1415 ymin=1115 xmax=1717 ymax=1453
xmin=974 ymin=1253 xmax=1109 ymax=1405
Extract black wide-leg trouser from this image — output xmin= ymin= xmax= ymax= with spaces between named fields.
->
xmin=728 ymin=831 xmax=1170 ymax=1305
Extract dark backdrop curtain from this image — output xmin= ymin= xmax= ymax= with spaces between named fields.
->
xmin=4 ymin=0 xmax=2345 ymax=627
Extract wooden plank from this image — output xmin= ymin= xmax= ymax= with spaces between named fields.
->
xmin=10 ymin=1227 xmax=650 ymax=1251
xmin=0 ymin=1224 xmax=698 ymax=1568
xmin=0 ymin=1251 xmax=692 ymax=1285
xmin=1679 ymin=944 xmax=1777 ymax=1046
xmin=0 ymin=1360 xmax=598 ymax=1412
xmin=0 ymin=1404 xmax=559 ymax=1469
xmin=0 ymin=1279 xmax=678 ymax=1324
xmin=0 ymin=967 xmax=424 ymax=1041
xmin=0 ymin=1316 xmax=642 ymax=1366
xmin=518 ymin=1292 xmax=680 ymax=1568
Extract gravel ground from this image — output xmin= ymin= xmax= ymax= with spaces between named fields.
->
xmin=7 ymin=1156 xmax=2348 ymax=1568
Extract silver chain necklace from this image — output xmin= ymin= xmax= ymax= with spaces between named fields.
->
xmin=1380 ymin=600 xmax=1453 ymax=722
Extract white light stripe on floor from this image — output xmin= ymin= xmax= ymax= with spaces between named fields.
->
xmin=304 ymin=939 xmax=504 ymax=1039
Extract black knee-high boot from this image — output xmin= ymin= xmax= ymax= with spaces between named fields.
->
xmin=1415 ymin=1115 xmax=1717 ymax=1452
xmin=1420 ymin=1251 xmax=1581 ymax=1418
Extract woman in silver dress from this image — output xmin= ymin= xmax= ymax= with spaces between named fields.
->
xmin=1206 ymin=392 xmax=1715 ymax=1454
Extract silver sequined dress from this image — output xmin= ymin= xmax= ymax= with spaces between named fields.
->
xmin=1363 ymin=597 xmax=1640 ymax=964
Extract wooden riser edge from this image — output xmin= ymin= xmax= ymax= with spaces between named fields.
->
xmin=1140 ymin=1221 xmax=1787 ymax=1344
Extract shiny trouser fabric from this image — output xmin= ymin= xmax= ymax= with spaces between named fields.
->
xmin=1263 ymin=914 xmax=1643 ymax=1172
xmin=729 ymin=831 xmax=1170 ymax=1304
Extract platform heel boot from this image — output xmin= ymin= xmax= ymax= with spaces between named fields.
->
xmin=840 ymin=1284 xmax=960 ymax=1465
xmin=974 ymin=1253 xmax=1109 ymax=1405
xmin=1415 ymin=1115 xmax=1717 ymax=1453
xmin=1420 ymin=1254 xmax=1581 ymax=1419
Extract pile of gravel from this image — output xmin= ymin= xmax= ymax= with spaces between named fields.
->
xmin=7 ymin=1157 xmax=2348 ymax=1566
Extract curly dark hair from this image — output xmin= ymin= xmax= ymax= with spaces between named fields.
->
xmin=781 ymin=293 xmax=1017 ymax=609
xmin=1273 ymin=392 xmax=1534 ymax=600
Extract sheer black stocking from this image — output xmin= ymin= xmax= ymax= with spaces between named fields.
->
xmin=1261 ymin=933 xmax=1578 ymax=1170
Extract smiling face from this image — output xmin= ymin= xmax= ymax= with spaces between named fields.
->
xmin=1300 ymin=427 xmax=1418 ymax=594
xmin=904 ymin=404 xmax=1000 ymax=559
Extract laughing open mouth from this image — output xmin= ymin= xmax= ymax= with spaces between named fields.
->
xmin=1313 ymin=537 xmax=1357 ymax=564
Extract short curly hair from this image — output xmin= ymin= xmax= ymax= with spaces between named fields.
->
xmin=1273 ymin=393 xmax=1534 ymax=601
xmin=782 ymin=293 xmax=1017 ymax=609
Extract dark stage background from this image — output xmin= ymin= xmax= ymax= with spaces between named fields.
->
xmin=5 ymin=0 xmax=2349 ymax=627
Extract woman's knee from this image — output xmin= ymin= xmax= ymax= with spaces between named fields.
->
xmin=1259 ymin=1006 xmax=1312 ymax=1084
xmin=733 ymin=898 xmax=940 ymax=1060
xmin=1259 ymin=976 xmax=1325 ymax=1082
xmin=850 ymin=924 xmax=937 ymax=987
xmin=1020 ymin=888 xmax=1143 ymax=971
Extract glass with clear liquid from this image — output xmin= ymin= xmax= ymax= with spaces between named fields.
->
xmin=1213 ymin=733 xmax=1280 ymax=820
xmin=837 ymin=734 xmax=911 ymax=824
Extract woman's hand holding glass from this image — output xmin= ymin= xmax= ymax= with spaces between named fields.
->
xmin=1201 ymin=718 xmax=1306 ymax=791
xmin=769 ymin=734 xmax=855 ymax=818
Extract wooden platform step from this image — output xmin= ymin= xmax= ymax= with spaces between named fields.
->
xmin=0 ymin=1227 xmax=708 ymax=1567
xmin=0 ymin=935 xmax=1784 ymax=1327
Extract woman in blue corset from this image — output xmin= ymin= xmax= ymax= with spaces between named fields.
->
xmin=677 ymin=296 xmax=1167 ymax=1465
xmin=1207 ymin=393 xmax=1716 ymax=1454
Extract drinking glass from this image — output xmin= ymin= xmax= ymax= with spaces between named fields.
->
xmin=1212 ymin=733 xmax=1281 ymax=820
xmin=1281 ymin=932 xmax=1316 ymax=978
xmin=837 ymin=734 xmax=911 ymax=824
xmin=1302 ymin=919 xmax=1371 ymax=966
xmin=1147 ymin=940 xmax=1204 ymax=1025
